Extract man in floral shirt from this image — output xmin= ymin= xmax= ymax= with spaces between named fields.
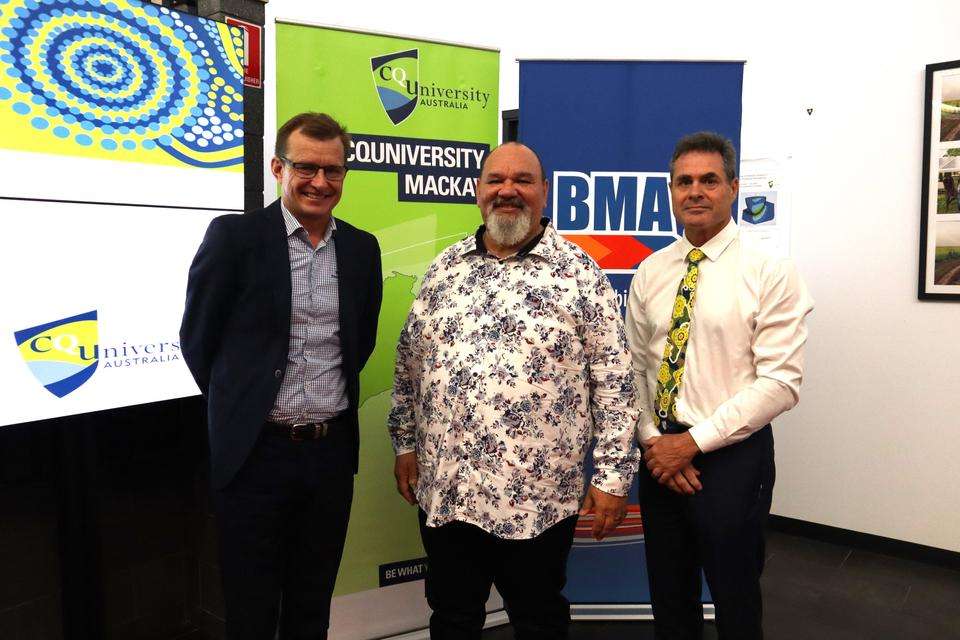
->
xmin=388 ymin=142 xmax=639 ymax=639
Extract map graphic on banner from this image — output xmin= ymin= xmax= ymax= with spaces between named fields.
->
xmin=276 ymin=22 xmax=498 ymax=637
xmin=520 ymin=59 xmax=743 ymax=610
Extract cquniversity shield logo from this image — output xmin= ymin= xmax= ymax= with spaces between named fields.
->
xmin=371 ymin=49 xmax=419 ymax=125
xmin=14 ymin=311 xmax=99 ymax=398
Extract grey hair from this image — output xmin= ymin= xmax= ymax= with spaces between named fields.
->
xmin=669 ymin=131 xmax=737 ymax=182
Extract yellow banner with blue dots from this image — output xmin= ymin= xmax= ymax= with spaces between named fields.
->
xmin=0 ymin=0 xmax=244 ymax=170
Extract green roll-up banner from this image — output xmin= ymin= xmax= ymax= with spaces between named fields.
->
xmin=276 ymin=22 xmax=499 ymax=638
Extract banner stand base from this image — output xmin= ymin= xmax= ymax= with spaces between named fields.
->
xmin=571 ymin=604 xmax=715 ymax=620
xmin=383 ymin=605 xmax=715 ymax=636
xmin=386 ymin=610 xmax=510 ymax=639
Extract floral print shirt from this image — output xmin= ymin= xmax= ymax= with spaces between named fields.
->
xmin=388 ymin=222 xmax=639 ymax=539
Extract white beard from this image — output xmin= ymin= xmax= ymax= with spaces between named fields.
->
xmin=485 ymin=210 xmax=536 ymax=248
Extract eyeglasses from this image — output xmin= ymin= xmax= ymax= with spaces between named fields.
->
xmin=279 ymin=156 xmax=348 ymax=181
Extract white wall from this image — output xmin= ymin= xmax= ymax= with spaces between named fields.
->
xmin=266 ymin=0 xmax=960 ymax=551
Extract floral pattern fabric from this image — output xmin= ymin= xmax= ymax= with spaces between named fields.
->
xmin=388 ymin=224 xmax=639 ymax=540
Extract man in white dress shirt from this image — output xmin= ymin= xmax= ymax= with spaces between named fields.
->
xmin=625 ymin=132 xmax=813 ymax=639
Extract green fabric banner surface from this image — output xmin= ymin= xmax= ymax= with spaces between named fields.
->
xmin=276 ymin=22 xmax=499 ymax=606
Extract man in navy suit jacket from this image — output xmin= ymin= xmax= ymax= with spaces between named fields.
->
xmin=181 ymin=112 xmax=382 ymax=640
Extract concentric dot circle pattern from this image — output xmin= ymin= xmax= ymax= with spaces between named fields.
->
xmin=0 ymin=0 xmax=244 ymax=167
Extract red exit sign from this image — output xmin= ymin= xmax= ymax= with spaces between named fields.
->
xmin=225 ymin=17 xmax=262 ymax=89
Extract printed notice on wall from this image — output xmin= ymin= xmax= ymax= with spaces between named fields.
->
xmin=737 ymin=157 xmax=792 ymax=258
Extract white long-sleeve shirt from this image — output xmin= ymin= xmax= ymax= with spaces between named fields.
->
xmin=625 ymin=220 xmax=813 ymax=453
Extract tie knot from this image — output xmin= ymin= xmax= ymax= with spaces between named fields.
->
xmin=687 ymin=248 xmax=706 ymax=264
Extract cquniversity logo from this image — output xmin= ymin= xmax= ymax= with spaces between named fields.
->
xmin=14 ymin=311 xmax=99 ymax=397
xmin=371 ymin=49 xmax=419 ymax=125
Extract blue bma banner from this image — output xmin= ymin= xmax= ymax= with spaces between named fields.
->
xmin=519 ymin=59 xmax=743 ymax=611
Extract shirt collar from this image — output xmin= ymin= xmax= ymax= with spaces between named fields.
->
xmin=678 ymin=217 xmax=738 ymax=262
xmin=280 ymin=200 xmax=337 ymax=243
xmin=466 ymin=217 xmax=552 ymax=259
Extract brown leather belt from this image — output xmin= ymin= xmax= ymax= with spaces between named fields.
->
xmin=264 ymin=415 xmax=344 ymax=441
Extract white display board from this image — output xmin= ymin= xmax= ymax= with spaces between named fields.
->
xmin=0 ymin=149 xmax=243 ymax=211
xmin=0 ymin=0 xmax=245 ymax=426
xmin=1 ymin=200 xmax=222 ymax=426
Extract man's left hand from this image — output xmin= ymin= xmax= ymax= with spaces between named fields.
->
xmin=642 ymin=432 xmax=701 ymax=484
xmin=579 ymin=485 xmax=627 ymax=541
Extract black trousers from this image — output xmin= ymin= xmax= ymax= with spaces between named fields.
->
xmin=641 ymin=426 xmax=775 ymax=640
xmin=418 ymin=510 xmax=578 ymax=640
xmin=213 ymin=424 xmax=354 ymax=640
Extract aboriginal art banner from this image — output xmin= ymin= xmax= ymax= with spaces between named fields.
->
xmin=520 ymin=60 xmax=743 ymax=614
xmin=0 ymin=0 xmax=245 ymax=208
xmin=0 ymin=0 xmax=244 ymax=428
xmin=275 ymin=22 xmax=499 ymax=639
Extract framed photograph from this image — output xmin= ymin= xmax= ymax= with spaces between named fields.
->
xmin=919 ymin=60 xmax=960 ymax=300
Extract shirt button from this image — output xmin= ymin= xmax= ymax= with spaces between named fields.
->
xmin=274 ymin=369 xmax=282 ymax=378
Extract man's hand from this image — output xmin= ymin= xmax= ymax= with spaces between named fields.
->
xmin=579 ymin=485 xmax=627 ymax=541
xmin=664 ymin=463 xmax=702 ymax=495
xmin=394 ymin=452 xmax=418 ymax=505
xmin=642 ymin=432 xmax=700 ymax=485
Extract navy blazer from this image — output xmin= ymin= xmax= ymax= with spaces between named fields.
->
xmin=180 ymin=200 xmax=383 ymax=489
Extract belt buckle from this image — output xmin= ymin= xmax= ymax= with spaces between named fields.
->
xmin=290 ymin=422 xmax=309 ymax=441
xmin=290 ymin=422 xmax=327 ymax=441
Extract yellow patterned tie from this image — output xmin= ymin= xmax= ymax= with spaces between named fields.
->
xmin=653 ymin=248 xmax=706 ymax=431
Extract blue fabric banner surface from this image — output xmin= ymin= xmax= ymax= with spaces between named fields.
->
xmin=519 ymin=60 xmax=743 ymax=608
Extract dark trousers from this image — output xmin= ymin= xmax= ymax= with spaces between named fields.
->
xmin=213 ymin=424 xmax=354 ymax=640
xmin=641 ymin=426 xmax=775 ymax=640
xmin=418 ymin=510 xmax=578 ymax=640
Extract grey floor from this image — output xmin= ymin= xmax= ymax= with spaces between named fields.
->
xmin=483 ymin=529 xmax=960 ymax=639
